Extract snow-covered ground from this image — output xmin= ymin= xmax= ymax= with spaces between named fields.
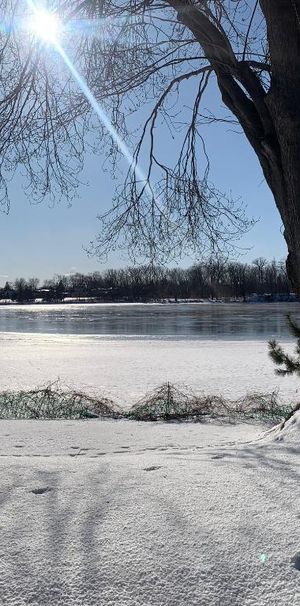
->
xmin=0 ymin=417 xmax=299 ymax=605
xmin=0 ymin=332 xmax=299 ymax=407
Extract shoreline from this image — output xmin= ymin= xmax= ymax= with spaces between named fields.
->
xmin=0 ymin=297 xmax=298 ymax=307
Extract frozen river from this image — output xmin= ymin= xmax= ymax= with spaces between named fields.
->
xmin=0 ymin=301 xmax=299 ymax=339
xmin=0 ymin=302 xmax=299 ymax=406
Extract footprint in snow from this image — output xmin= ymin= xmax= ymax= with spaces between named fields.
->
xmin=31 ymin=487 xmax=51 ymax=495
xmin=292 ymin=553 xmax=300 ymax=571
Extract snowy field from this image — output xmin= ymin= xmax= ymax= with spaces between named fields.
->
xmin=0 ymin=332 xmax=299 ymax=407
xmin=0 ymin=416 xmax=299 ymax=605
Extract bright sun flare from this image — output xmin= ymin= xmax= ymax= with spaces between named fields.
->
xmin=30 ymin=10 xmax=61 ymax=43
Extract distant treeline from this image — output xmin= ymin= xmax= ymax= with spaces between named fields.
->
xmin=0 ymin=258 xmax=295 ymax=303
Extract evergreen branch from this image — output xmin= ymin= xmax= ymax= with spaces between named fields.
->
xmin=269 ymin=323 xmax=300 ymax=376
xmin=268 ymin=340 xmax=286 ymax=366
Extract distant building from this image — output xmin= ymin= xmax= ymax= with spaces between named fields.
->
xmin=246 ymin=293 xmax=298 ymax=303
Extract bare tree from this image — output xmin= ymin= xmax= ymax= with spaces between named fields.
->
xmin=1 ymin=2 xmax=300 ymax=288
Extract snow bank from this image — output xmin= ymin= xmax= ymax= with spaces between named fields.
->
xmin=273 ymin=409 xmax=300 ymax=448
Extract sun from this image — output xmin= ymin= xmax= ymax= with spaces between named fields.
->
xmin=30 ymin=9 xmax=61 ymax=44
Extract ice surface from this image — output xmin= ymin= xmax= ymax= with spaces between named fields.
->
xmin=0 ymin=333 xmax=299 ymax=407
xmin=0 ymin=419 xmax=299 ymax=605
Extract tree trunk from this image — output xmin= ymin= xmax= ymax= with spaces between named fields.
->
xmin=259 ymin=0 xmax=300 ymax=293
xmin=266 ymin=183 xmax=300 ymax=294
xmin=271 ymin=176 xmax=300 ymax=295
xmin=169 ymin=0 xmax=300 ymax=294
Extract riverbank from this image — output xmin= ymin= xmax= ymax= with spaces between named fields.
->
xmin=0 ymin=417 xmax=299 ymax=605
xmin=0 ymin=294 xmax=298 ymax=305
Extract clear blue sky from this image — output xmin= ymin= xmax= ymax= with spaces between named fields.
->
xmin=0 ymin=70 xmax=287 ymax=286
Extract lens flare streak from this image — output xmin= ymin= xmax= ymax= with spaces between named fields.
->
xmin=57 ymin=42 xmax=149 ymax=190
xmin=25 ymin=0 xmax=152 ymax=198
